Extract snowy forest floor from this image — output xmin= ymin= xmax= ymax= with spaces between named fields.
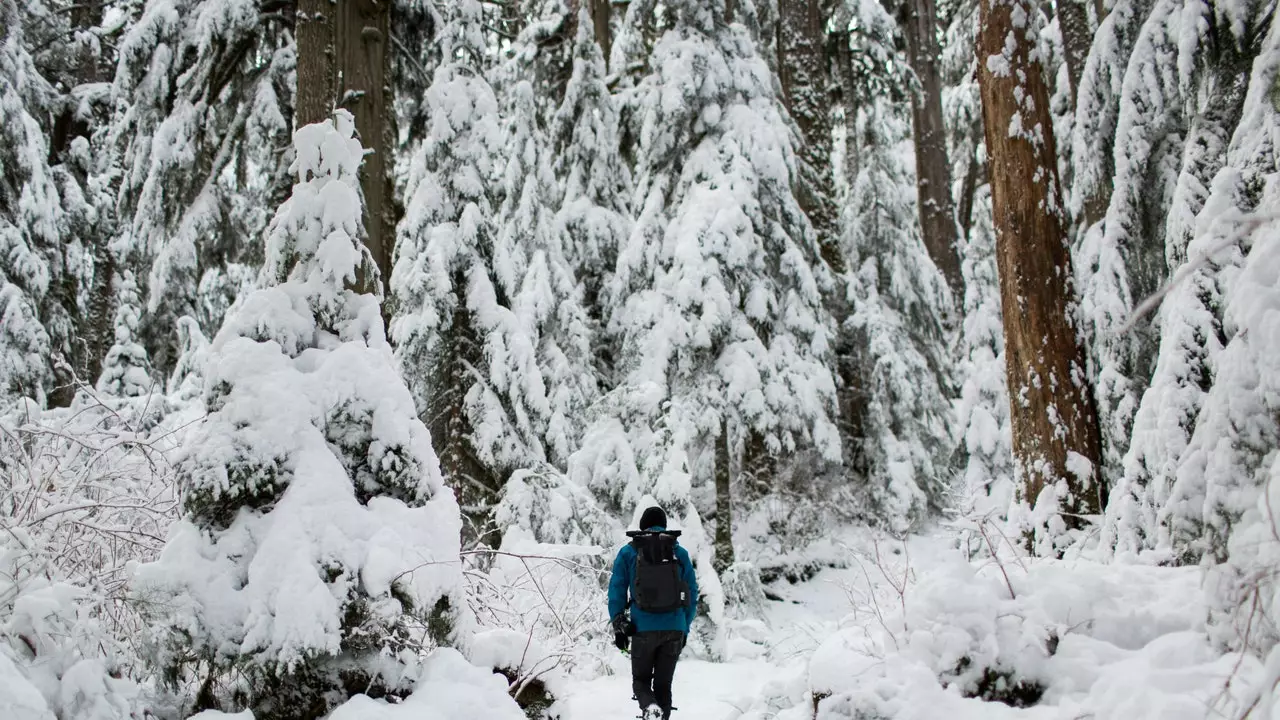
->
xmin=547 ymin=529 xmax=1260 ymax=720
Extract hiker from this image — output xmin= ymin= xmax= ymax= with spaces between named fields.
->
xmin=608 ymin=505 xmax=698 ymax=720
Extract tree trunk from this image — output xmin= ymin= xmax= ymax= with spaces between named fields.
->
xmin=1057 ymin=0 xmax=1092 ymax=107
xmin=591 ymin=0 xmax=612 ymax=65
xmin=777 ymin=0 xmax=841 ymax=273
xmin=957 ymin=152 xmax=985 ymax=242
xmin=900 ymin=0 xmax=963 ymax=297
xmin=296 ymin=0 xmax=393 ymax=299
xmin=976 ymin=0 xmax=1106 ymax=544
xmin=713 ymin=418 xmax=735 ymax=574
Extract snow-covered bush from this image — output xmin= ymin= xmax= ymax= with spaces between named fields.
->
xmin=136 ymin=113 xmax=463 ymax=719
xmin=466 ymin=523 xmax=612 ymax=678
xmin=1 ymin=395 xmax=179 ymax=720
xmin=808 ymin=553 xmax=1257 ymax=719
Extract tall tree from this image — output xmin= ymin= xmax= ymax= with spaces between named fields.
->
xmin=391 ymin=0 xmax=537 ymax=546
xmin=551 ymin=9 xmax=633 ymax=385
xmin=609 ymin=0 xmax=840 ymax=579
xmin=0 ymin=0 xmax=62 ymax=405
xmin=0 ymin=0 xmax=112 ymax=406
xmin=842 ymin=97 xmax=957 ymax=529
xmin=1075 ymin=0 xmax=1262 ymax=496
xmin=897 ymin=0 xmax=964 ymax=297
xmin=976 ymin=0 xmax=1105 ymax=552
xmin=776 ymin=0 xmax=839 ymax=266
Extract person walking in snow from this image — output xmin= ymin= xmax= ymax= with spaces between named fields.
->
xmin=608 ymin=505 xmax=699 ymax=720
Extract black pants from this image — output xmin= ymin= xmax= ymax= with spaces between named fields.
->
xmin=631 ymin=630 xmax=683 ymax=717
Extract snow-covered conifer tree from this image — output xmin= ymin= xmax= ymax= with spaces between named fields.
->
xmin=107 ymin=0 xmax=293 ymax=374
xmin=956 ymin=186 xmax=1014 ymax=524
xmin=1075 ymin=0 xmax=1266 ymax=493
xmin=0 ymin=0 xmax=71 ymax=406
xmin=496 ymin=80 xmax=598 ymax=467
xmin=551 ymin=9 xmax=633 ymax=386
xmin=392 ymin=0 xmax=539 ymax=543
xmin=1187 ymin=27 xmax=1280 ymax=643
xmin=607 ymin=0 xmax=840 ymax=562
xmin=95 ymin=271 xmax=152 ymax=398
xmin=138 ymin=113 xmax=462 ymax=718
xmin=841 ymin=98 xmax=957 ymax=529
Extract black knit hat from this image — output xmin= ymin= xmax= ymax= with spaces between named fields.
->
xmin=639 ymin=506 xmax=667 ymax=529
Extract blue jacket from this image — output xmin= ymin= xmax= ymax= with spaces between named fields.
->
xmin=608 ymin=527 xmax=698 ymax=634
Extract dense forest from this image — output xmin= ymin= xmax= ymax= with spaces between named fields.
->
xmin=2 ymin=0 xmax=1279 ymax=718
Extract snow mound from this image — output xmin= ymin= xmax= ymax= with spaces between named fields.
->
xmin=809 ymin=553 xmax=1259 ymax=718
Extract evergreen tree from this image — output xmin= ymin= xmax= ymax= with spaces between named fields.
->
xmin=956 ymin=186 xmax=1015 ymax=524
xmin=139 ymin=113 xmax=462 ymax=718
xmin=391 ymin=0 xmax=535 ymax=544
xmin=607 ymin=0 xmax=840 ymax=570
xmin=498 ymin=80 xmax=599 ymax=468
xmin=1069 ymin=0 xmax=1157 ymax=230
xmin=1078 ymin=0 xmax=1268 ymax=515
xmin=551 ymin=9 xmax=633 ymax=386
xmin=106 ymin=0 xmax=294 ymax=375
xmin=95 ymin=271 xmax=152 ymax=398
xmin=0 ymin=0 xmax=80 ymax=405
xmin=841 ymin=98 xmax=957 ymax=530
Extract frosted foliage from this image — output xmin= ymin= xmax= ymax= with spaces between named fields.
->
xmin=96 ymin=272 xmax=154 ymax=397
xmin=1075 ymin=0 xmax=1267 ymax=494
xmin=1201 ymin=194 xmax=1280 ymax=658
xmin=610 ymin=0 xmax=840 ymax=508
xmin=1075 ymin=0 xmax=1188 ymax=491
xmin=107 ymin=0 xmax=292 ymax=370
xmin=1 ymin=397 xmax=181 ymax=720
xmin=391 ymin=0 xmax=547 ymax=500
xmin=0 ymin=0 xmax=64 ymax=404
xmin=552 ymin=9 xmax=632 ymax=372
xmin=138 ymin=115 xmax=462 ymax=716
xmin=1070 ymin=0 xmax=1156 ymax=222
xmin=497 ymin=80 xmax=598 ymax=468
xmin=957 ymin=187 xmax=1015 ymax=523
xmin=1103 ymin=5 xmax=1276 ymax=561
xmin=842 ymin=99 xmax=957 ymax=528
xmin=1176 ymin=21 xmax=1280 ymax=658
xmin=495 ymin=465 xmax=621 ymax=548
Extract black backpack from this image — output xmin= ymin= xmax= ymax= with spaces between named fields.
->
xmin=627 ymin=529 xmax=690 ymax=614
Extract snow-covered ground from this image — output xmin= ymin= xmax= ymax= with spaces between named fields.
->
xmin=550 ymin=530 xmax=1261 ymax=720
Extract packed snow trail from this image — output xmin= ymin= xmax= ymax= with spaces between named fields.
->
xmin=556 ymin=657 xmax=791 ymax=720
xmin=550 ymin=531 xmax=951 ymax=720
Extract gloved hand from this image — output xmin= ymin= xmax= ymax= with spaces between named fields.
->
xmin=612 ymin=614 xmax=632 ymax=652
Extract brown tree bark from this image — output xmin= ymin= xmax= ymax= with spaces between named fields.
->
xmin=777 ymin=0 xmax=841 ymax=272
xmin=591 ymin=0 xmax=612 ymax=63
xmin=976 ymin=0 xmax=1106 ymax=540
xmin=296 ymin=0 xmax=394 ymax=298
xmin=900 ymin=0 xmax=964 ymax=297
